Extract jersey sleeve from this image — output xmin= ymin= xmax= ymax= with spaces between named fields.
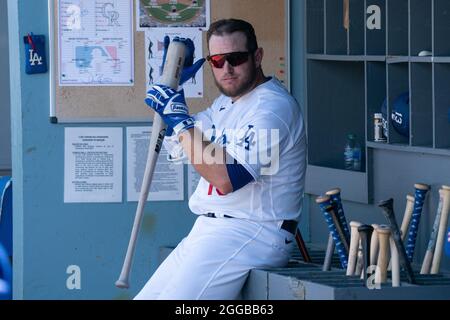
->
xmin=225 ymin=111 xmax=293 ymax=181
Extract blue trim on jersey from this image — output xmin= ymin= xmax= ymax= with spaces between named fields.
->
xmin=226 ymin=160 xmax=254 ymax=192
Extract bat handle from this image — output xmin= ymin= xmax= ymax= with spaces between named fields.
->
xmin=295 ymin=228 xmax=312 ymax=263
xmin=323 ymin=233 xmax=335 ymax=271
xmin=358 ymin=224 xmax=374 ymax=285
xmin=406 ymin=184 xmax=430 ymax=261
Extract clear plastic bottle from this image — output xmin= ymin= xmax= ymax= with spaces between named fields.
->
xmin=344 ymin=134 xmax=362 ymax=171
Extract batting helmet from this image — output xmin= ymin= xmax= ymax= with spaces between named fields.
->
xmin=381 ymin=92 xmax=410 ymax=138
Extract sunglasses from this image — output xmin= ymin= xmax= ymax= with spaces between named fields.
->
xmin=206 ymin=51 xmax=252 ymax=69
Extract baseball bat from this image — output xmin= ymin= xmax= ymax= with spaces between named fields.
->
xmin=115 ymin=41 xmax=186 ymax=289
xmin=420 ymin=187 xmax=447 ymax=274
xmin=295 ymin=228 xmax=312 ymax=263
xmin=375 ymin=225 xmax=391 ymax=284
xmin=346 ymin=221 xmax=362 ymax=276
xmin=326 ymin=188 xmax=351 ymax=243
xmin=354 ymin=240 xmax=364 ymax=277
xmin=400 ymin=194 xmax=415 ymax=241
xmin=389 ymin=234 xmax=400 ymax=287
xmin=406 ymin=183 xmax=430 ymax=262
xmin=370 ymin=224 xmax=380 ymax=266
xmin=322 ymin=233 xmax=335 ymax=271
xmin=430 ymin=187 xmax=450 ymax=274
xmin=387 ymin=194 xmax=414 ymax=271
xmin=379 ymin=198 xmax=415 ymax=284
xmin=316 ymin=195 xmax=349 ymax=269
xmin=358 ymin=224 xmax=374 ymax=285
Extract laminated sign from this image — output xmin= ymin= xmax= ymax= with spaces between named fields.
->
xmin=24 ymin=33 xmax=47 ymax=74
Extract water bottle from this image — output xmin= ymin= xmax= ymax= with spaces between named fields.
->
xmin=344 ymin=134 xmax=362 ymax=171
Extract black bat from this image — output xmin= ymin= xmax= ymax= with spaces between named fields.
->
xmin=378 ymin=198 xmax=416 ymax=284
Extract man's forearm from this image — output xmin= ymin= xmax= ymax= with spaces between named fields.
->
xmin=178 ymin=127 xmax=233 ymax=194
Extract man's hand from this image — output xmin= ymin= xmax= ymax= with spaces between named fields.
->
xmin=161 ymin=36 xmax=205 ymax=85
xmin=145 ymin=84 xmax=195 ymax=136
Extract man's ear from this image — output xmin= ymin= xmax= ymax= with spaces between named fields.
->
xmin=254 ymin=48 xmax=264 ymax=68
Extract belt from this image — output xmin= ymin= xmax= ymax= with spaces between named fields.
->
xmin=204 ymin=213 xmax=298 ymax=235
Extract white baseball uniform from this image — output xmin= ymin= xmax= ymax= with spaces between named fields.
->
xmin=135 ymin=77 xmax=306 ymax=300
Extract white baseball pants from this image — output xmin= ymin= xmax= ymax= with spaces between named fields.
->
xmin=134 ymin=215 xmax=295 ymax=300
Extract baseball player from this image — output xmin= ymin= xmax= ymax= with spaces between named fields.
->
xmin=135 ymin=19 xmax=306 ymax=300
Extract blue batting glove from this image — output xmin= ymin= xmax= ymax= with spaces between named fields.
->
xmin=161 ymin=36 xmax=205 ymax=86
xmin=145 ymin=84 xmax=195 ymax=135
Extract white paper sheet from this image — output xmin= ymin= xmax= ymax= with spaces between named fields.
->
xmin=187 ymin=164 xmax=201 ymax=199
xmin=58 ymin=0 xmax=134 ymax=86
xmin=64 ymin=127 xmax=123 ymax=203
xmin=127 ymin=126 xmax=184 ymax=201
xmin=145 ymin=28 xmax=204 ymax=98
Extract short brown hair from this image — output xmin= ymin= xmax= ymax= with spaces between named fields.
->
xmin=207 ymin=19 xmax=259 ymax=53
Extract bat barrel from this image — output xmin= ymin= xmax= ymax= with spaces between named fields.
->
xmin=347 ymin=221 xmax=362 ymax=276
xmin=379 ymin=198 xmax=416 ymax=284
xmin=421 ymin=188 xmax=445 ymax=274
xmin=326 ymin=188 xmax=351 ymax=243
xmin=322 ymin=233 xmax=335 ymax=271
xmin=431 ymin=188 xmax=450 ymax=274
xmin=316 ymin=195 xmax=349 ymax=269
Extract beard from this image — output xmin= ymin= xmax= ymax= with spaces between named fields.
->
xmin=214 ymin=63 xmax=258 ymax=99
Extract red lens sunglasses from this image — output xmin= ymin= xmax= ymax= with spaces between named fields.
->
xmin=206 ymin=51 xmax=252 ymax=69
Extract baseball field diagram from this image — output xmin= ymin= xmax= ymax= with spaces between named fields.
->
xmin=138 ymin=0 xmax=209 ymax=28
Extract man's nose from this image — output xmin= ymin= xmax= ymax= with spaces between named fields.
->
xmin=223 ymin=60 xmax=234 ymax=73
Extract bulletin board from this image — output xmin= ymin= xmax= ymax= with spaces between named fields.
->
xmin=49 ymin=0 xmax=289 ymax=123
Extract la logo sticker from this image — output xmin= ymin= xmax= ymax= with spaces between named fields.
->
xmin=29 ymin=49 xmax=43 ymax=66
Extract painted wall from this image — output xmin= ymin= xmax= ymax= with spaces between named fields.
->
xmin=1 ymin=0 xmax=11 ymax=173
xmin=8 ymin=0 xmax=195 ymax=299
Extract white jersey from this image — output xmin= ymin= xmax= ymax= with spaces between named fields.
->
xmin=166 ymin=77 xmax=307 ymax=222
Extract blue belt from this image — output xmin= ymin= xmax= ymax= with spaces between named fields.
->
xmin=204 ymin=213 xmax=298 ymax=235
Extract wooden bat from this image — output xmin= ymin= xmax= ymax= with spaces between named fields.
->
xmin=115 ymin=41 xmax=186 ymax=289
xmin=370 ymin=224 xmax=380 ymax=266
xmin=326 ymin=188 xmax=350 ymax=243
xmin=354 ymin=240 xmax=364 ymax=276
xmin=388 ymin=194 xmax=414 ymax=271
xmin=389 ymin=234 xmax=400 ymax=287
xmin=346 ymin=221 xmax=362 ymax=276
xmin=406 ymin=183 xmax=430 ymax=262
xmin=379 ymin=198 xmax=416 ymax=284
xmin=316 ymin=195 xmax=349 ymax=269
xmin=357 ymin=224 xmax=374 ymax=285
xmin=430 ymin=187 xmax=450 ymax=274
xmin=295 ymin=228 xmax=312 ymax=263
xmin=421 ymin=187 xmax=447 ymax=274
xmin=400 ymin=194 xmax=415 ymax=241
xmin=375 ymin=225 xmax=391 ymax=284
xmin=322 ymin=233 xmax=335 ymax=271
